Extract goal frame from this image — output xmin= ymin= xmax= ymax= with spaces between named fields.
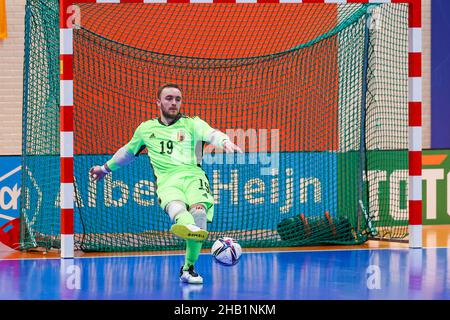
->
xmin=58 ymin=0 xmax=423 ymax=258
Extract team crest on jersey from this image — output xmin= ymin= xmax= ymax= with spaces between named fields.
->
xmin=177 ymin=130 xmax=185 ymax=142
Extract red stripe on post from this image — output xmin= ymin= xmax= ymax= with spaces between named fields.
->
xmin=408 ymin=102 xmax=422 ymax=126
xmin=61 ymin=209 xmax=74 ymax=234
xmin=409 ymin=0 xmax=422 ymax=28
xmin=408 ymin=52 xmax=422 ymax=77
xmin=392 ymin=0 xmax=421 ymax=28
xmin=167 ymin=0 xmax=190 ymax=3
xmin=60 ymin=54 xmax=73 ymax=80
xmin=60 ymin=105 xmax=74 ymax=131
xmin=61 ymin=157 xmax=74 ymax=183
xmin=59 ymin=0 xmax=71 ymax=29
xmin=409 ymin=200 xmax=422 ymax=225
xmin=60 ymin=0 xmax=89 ymax=29
xmin=409 ymin=151 xmax=422 ymax=176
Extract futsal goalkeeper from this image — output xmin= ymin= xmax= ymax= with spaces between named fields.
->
xmin=89 ymin=83 xmax=242 ymax=284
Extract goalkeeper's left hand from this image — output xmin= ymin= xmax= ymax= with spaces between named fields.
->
xmin=223 ymin=140 xmax=243 ymax=153
xmin=89 ymin=165 xmax=110 ymax=182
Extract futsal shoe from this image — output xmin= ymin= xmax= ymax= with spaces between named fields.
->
xmin=171 ymin=224 xmax=208 ymax=241
xmin=180 ymin=265 xmax=204 ymax=284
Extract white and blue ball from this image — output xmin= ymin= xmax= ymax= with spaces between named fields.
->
xmin=211 ymin=237 xmax=242 ymax=266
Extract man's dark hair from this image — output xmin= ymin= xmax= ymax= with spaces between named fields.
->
xmin=157 ymin=83 xmax=182 ymax=99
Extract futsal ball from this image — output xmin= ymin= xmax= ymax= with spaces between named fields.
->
xmin=211 ymin=237 xmax=242 ymax=266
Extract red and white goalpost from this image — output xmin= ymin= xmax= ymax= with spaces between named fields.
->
xmin=403 ymin=0 xmax=423 ymax=249
xmin=60 ymin=0 xmax=75 ymax=258
xmin=59 ymin=0 xmax=423 ymax=258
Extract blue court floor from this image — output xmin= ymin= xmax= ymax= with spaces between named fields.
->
xmin=0 ymin=247 xmax=449 ymax=300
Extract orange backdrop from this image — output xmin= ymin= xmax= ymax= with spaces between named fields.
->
xmin=73 ymin=4 xmax=338 ymax=154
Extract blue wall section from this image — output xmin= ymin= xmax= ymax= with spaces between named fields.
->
xmin=0 ymin=156 xmax=21 ymax=226
xmin=431 ymin=0 xmax=450 ymax=148
xmin=21 ymin=153 xmax=337 ymax=234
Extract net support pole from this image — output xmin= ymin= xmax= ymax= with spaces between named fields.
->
xmin=357 ymin=4 xmax=374 ymax=236
xmin=60 ymin=0 xmax=74 ymax=258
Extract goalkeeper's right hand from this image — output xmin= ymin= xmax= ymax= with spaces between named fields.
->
xmin=89 ymin=165 xmax=110 ymax=182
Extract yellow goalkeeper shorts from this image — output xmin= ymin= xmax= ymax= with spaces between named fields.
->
xmin=157 ymin=171 xmax=214 ymax=222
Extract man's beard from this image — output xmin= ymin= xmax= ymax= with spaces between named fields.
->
xmin=161 ymin=108 xmax=179 ymax=120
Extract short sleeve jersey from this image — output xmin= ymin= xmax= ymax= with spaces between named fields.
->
xmin=124 ymin=114 xmax=215 ymax=181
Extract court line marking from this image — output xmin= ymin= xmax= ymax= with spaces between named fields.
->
xmin=1 ymin=246 xmax=447 ymax=261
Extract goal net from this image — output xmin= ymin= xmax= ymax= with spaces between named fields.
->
xmin=21 ymin=1 xmax=409 ymax=252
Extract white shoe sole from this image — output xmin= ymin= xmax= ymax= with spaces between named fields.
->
xmin=171 ymin=225 xmax=208 ymax=241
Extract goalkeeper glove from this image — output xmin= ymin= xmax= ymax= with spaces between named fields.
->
xmin=222 ymin=139 xmax=243 ymax=154
xmin=89 ymin=164 xmax=110 ymax=182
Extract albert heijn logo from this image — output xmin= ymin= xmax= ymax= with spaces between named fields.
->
xmin=0 ymin=158 xmax=22 ymax=223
